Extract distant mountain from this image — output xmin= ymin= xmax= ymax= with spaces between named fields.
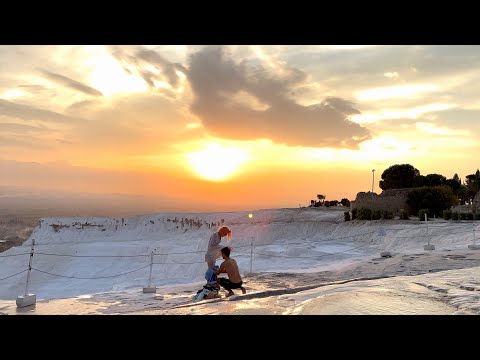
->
xmin=0 ymin=185 xmax=199 ymax=217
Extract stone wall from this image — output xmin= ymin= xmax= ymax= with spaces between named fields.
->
xmin=474 ymin=191 xmax=480 ymax=213
xmin=351 ymin=188 xmax=412 ymax=212
xmin=451 ymin=205 xmax=474 ymax=213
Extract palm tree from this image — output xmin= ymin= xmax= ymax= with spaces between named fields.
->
xmin=317 ymin=194 xmax=326 ymax=205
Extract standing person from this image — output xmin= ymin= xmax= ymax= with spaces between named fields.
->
xmin=205 ymin=226 xmax=232 ymax=269
xmin=214 ymin=247 xmax=246 ymax=297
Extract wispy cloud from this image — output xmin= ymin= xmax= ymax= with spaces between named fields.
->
xmin=40 ymin=69 xmax=103 ymax=96
xmin=351 ymin=103 xmax=455 ymax=124
xmin=0 ymin=99 xmax=83 ymax=123
xmin=0 ymin=135 xmax=52 ymax=149
xmin=108 ymin=46 xmax=187 ymax=91
xmin=356 ymin=84 xmax=439 ymax=101
xmin=415 ymin=122 xmax=470 ymax=136
xmin=0 ymin=122 xmax=47 ymax=133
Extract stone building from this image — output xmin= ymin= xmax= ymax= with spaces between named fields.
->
xmin=351 ymin=188 xmax=412 ymax=212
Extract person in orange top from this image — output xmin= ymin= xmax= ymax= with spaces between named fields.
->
xmin=205 ymin=226 xmax=232 ymax=269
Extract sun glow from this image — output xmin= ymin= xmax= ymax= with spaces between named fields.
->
xmin=87 ymin=55 xmax=148 ymax=96
xmin=186 ymin=144 xmax=249 ymax=181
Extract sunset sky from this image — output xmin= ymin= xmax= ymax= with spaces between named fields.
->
xmin=1 ymin=45 xmax=479 ymax=212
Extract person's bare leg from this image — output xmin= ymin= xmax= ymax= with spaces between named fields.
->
xmin=226 ymin=290 xmax=235 ymax=297
xmin=241 ymin=286 xmax=246 ymax=294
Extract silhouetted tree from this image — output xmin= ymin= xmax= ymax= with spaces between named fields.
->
xmin=412 ymin=175 xmax=427 ymax=188
xmin=379 ymin=164 xmax=420 ymax=190
xmin=425 ymin=173 xmax=447 ymax=187
xmin=465 ymin=169 xmax=480 ymax=197
xmin=407 ymin=186 xmax=458 ymax=216
xmin=340 ymin=198 xmax=351 ymax=207
xmin=446 ymin=178 xmax=462 ymax=193
xmin=458 ymin=185 xmax=471 ymax=205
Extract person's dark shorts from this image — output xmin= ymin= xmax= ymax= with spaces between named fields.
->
xmin=218 ymin=278 xmax=243 ymax=290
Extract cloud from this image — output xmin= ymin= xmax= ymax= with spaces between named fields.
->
xmin=351 ymin=103 xmax=454 ymax=124
xmin=108 ymin=46 xmax=187 ymax=91
xmin=0 ymin=122 xmax=47 ymax=133
xmin=136 ymin=49 xmax=187 ymax=87
xmin=18 ymin=84 xmax=48 ymax=93
xmin=0 ymin=135 xmax=52 ymax=149
xmin=40 ymin=69 xmax=103 ymax=96
xmin=186 ymin=46 xmax=370 ymax=148
xmin=62 ymin=93 xmax=199 ymax=153
xmin=384 ymin=72 xmax=399 ymax=78
xmin=356 ymin=84 xmax=439 ymax=101
xmin=0 ymin=99 xmax=83 ymax=123
xmin=415 ymin=122 xmax=471 ymax=136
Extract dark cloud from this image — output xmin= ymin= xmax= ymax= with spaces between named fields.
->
xmin=187 ymin=46 xmax=370 ymax=148
xmin=108 ymin=46 xmax=186 ymax=90
xmin=40 ymin=70 xmax=103 ymax=96
xmin=136 ymin=49 xmax=187 ymax=88
xmin=0 ymin=99 xmax=83 ymax=123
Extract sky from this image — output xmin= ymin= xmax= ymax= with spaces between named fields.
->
xmin=1 ymin=45 xmax=479 ymax=212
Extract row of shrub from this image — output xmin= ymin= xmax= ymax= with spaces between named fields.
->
xmin=345 ymin=208 xmax=395 ymax=221
xmin=442 ymin=210 xmax=480 ymax=220
xmin=345 ymin=207 xmax=480 ymax=222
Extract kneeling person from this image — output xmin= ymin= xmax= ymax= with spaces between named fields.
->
xmin=214 ymin=247 xmax=246 ymax=297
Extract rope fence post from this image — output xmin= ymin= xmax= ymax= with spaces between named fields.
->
xmin=143 ymin=250 xmax=157 ymax=293
xmin=424 ymin=213 xmax=435 ymax=250
xmin=468 ymin=222 xmax=480 ymax=250
xmin=244 ymin=213 xmax=255 ymax=277
xmin=378 ymin=227 xmax=391 ymax=258
xmin=250 ymin=235 xmax=254 ymax=274
xmin=17 ymin=238 xmax=37 ymax=307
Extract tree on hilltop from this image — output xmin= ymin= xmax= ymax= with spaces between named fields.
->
xmin=379 ymin=164 xmax=420 ymax=190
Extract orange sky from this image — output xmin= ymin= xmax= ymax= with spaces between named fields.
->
xmin=1 ymin=45 xmax=479 ymax=212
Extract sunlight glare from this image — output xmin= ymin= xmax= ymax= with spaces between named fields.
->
xmin=186 ymin=144 xmax=249 ymax=181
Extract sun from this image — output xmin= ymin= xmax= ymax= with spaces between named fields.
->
xmin=186 ymin=144 xmax=249 ymax=181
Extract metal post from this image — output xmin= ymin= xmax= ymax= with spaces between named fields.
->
xmin=424 ymin=213 xmax=435 ymax=250
xmin=469 ymin=222 xmax=480 ymax=250
xmin=143 ymin=250 xmax=157 ymax=293
xmin=473 ymin=223 xmax=476 ymax=247
xmin=372 ymin=169 xmax=375 ymax=194
xmin=426 ymin=213 xmax=429 ymax=246
xmin=148 ymin=250 xmax=154 ymax=287
xmin=250 ymin=235 xmax=254 ymax=274
xmin=16 ymin=238 xmax=36 ymax=307
xmin=24 ymin=237 xmax=35 ymax=296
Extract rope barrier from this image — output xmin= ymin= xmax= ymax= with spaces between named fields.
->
xmin=0 ymin=253 xmax=30 ymax=258
xmin=31 ymin=265 xmax=151 ymax=279
xmin=35 ymin=252 xmax=150 ymax=258
xmin=23 ymin=230 xmax=378 ymax=259
xmin=0 ymin=269 xmax=27 ymax=281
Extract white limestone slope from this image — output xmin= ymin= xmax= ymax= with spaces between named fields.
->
xmin=0 ymin=207 xmax=478 ymax=300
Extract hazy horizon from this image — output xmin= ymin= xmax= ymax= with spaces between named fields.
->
xmin=2 ymin=45 xmax=479 ymax=212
